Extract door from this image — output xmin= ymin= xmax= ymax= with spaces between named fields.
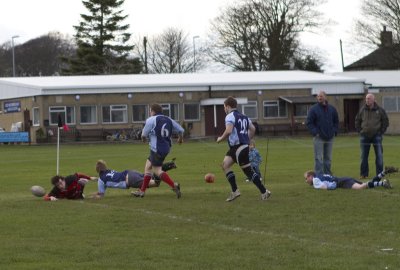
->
xmin=23 ymin=109 xmax=31 ymax=143
xmin=343 ymin=99 xmax=360 ymax=132
xmin=23 ymin=109 xmax=31 ymax=132
xmin=204 ymin=105 xmax=225 ymax=136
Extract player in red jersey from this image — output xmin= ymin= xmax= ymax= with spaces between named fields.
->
xmin=44 ymin=173 xmax=96 ymax=201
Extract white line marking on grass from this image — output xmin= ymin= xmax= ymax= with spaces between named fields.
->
xmin=83 ymin=200 xmax=399 ymax=256
xmin=283 ymin=137 xmax=312 ymax=147
xmin=370 ymin=189 xmax=400 ymax=197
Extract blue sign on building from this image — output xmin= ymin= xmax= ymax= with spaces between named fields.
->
xmin=0 ymin=132 xmax=29 ymax=143
xmin=4 ymin=101 xmax=21 ymax=113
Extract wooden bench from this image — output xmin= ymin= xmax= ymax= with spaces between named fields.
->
xmin=258 ymin=123 xmax=308 ymax=136
xmin=76 ymin=129 xmax=109 ymax=141
xmin=46 ymin=127 xmax=78 ymax=142
xmin=259 ymin=124 xmax=291 ymax=136
xmin=44 ymin=127 xmax=114 ymax=142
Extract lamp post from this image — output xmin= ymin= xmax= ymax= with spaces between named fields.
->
xmin=12 ymin=35 xmax=20 ymax=77
xmin=192 ymin=35 xmax=199 ymax=73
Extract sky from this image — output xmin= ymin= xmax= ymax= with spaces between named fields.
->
xmin=0 ymin=0 xmax=367 ymax=73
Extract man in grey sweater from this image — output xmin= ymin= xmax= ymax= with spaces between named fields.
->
xmin=355 ymin=93 xmax=389 ymax=178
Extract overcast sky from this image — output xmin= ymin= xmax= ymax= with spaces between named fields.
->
xmin=0 ymin=0 xmax=367 ymax=73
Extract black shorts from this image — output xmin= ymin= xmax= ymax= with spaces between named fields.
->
xmin=226 ymin=144 xmax=250 ymax=166
xmin=336 ymin=177 xmax=362 ymax=189
xmin=148 ymin=151 xmax=166 ymax=167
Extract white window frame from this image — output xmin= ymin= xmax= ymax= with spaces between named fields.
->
xmin=161 ymin=103 xmax=179 ymax=121
xmin=102 ymin=105 xmax=128 ymax=124
xmin=183 ymin=103 xmax=200 ymax=121
xmin=32 ymin=107 xmax=40 ymax=126
xmin=80 ymin=105 xmax=98 ymax=125
xmin=241 ymin=101 xmax=258 ymax=119
xmin=132 ymin=104 xmax=149 ymax=123
xmin=383 ymin=96 xmax=399 ymax=112
xmin=263 ymin=100 xmax=287 ymax=119
xmin=294 ymin=104 xmax=312 ymax=117
xmin=49 ymin=106 xmax=76 ymax=125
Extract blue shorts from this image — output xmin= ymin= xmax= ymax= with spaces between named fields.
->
xmin=336 ymin=177 xmax=362 ymax=189
xmin=148 ymin=151 xmax=166 ymax=167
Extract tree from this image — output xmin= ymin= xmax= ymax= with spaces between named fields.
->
xmin=207 ymin=0 xmax=325 ymax=71
xmin=18 ymin=32 xmax=75 ymax=76
xmin=0 ymin=32 xmax=75 ymax=77
xmin=293 ymin=47 xmax=324 ymax=72
xmin=135 ymin=28 xmax=199 ymax=74
xmin=63 ymin=0 xmax=141 ymax=75
xmin=0 ymin=42 xmax=12 ymax=77
xmin=354 ymin=0 xmax=400 ymax=48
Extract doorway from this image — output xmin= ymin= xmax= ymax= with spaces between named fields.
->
xmin=343 ymin=99 xmax=360 ymax=132
xmin=204 ymin=105 xmax=225 ymax=137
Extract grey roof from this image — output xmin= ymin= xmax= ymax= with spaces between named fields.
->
xmin=334 ymin=70 xmax=400 ymax=88
xmin=279 ymin=96 xmax=316 ymax=104
xmin=0 ymin=71 xmax=366 ymax=100
xmin=343 ymin=44 xmax=400 ymax=71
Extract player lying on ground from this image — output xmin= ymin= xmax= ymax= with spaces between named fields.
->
xmin=304 ymin=166 xmax=398 ymax=190
xmin=93 ymin=158 xmax=177 ymax=198
xmin=44 ymin=173 xmax=97 ymax=201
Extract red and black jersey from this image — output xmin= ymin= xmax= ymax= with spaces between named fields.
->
xmin=45 ymin=173 xmax=90 ymax=200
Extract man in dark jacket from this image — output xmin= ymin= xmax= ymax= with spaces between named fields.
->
xmin=355 ymin=93 xmax=389 ymax=178
xmin=306 ymin=91 xmax=339 ymax=175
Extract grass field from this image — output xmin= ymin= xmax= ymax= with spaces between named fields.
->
xmin=0 ymin=135 xmax=399 ymax=269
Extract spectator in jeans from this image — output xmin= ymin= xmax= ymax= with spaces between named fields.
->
xmin=306 ymin=91 xmax=339 ymax=175
xmin=355 ymin=93 xmax=389 ymax=178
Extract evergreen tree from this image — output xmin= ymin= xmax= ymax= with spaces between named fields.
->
xmin=63 ymin=0 xmax=142 ymax=75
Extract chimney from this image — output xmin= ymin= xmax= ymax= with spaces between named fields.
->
xmin=380 ymin=26 xmax=393 ymax=47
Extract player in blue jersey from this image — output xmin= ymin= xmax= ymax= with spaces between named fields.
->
xmin=216 ymin=96 xmax=271 ymax=202
xmin=303 ymin=166 xmax=398 ymax=190
xmin=132 ymin=103 xmax=184 ymax=198
xmin=92 ymin=159 xmax=177 ymax=198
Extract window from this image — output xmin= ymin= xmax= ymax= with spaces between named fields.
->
xmin=132 ymin=104 xmax=148 ymax=122
xmin=184 ymin=103 xmax=200 ymax=121
xmin=32 ymin=107 xmax=40 ymax=126
xmin=294 ymin=104 xmax=312 ymax=117
xmin=242 ymin=101 xmax=258 ymax=119
xmin=49 ymin=106 xmax=75 ymax=125
xmin=263 ymin=100 xmax=287 ymax=118
xmin=383 ymin=96 xmax=399 ymax=112
xmin=80 ymin=105 xmax=97 ymax=124
xmin=102 ymin=105 xmax=127 ymax=123
xmin=161 ymin=103 xmax=179 ymax=120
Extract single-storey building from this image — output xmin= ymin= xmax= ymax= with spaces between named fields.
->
xmin=335 ymin=70 xmax=400 ymax=135
xmin=0 ymin=70 xmax=374 ymax=143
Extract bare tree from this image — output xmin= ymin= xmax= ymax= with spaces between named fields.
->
xmin=0 ymin=42 xmax=12 ymax=77
xmin=19 ymin=32 xmax=76 ymax=76
xmin=354 ymin=0 xmax=400 ymax=48
xmin=135 ymin=28 xmax=200 ymax=73
xmin=0 ymin=32 xmax=75 ymax=77
xmin=207 ymin=0 xmax=325 ymax=71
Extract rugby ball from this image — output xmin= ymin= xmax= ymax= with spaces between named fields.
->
xmin=204 ymin=173 xmax=215 ymax=183
xmin=31 ymin=185 xmax=46 ymax=197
